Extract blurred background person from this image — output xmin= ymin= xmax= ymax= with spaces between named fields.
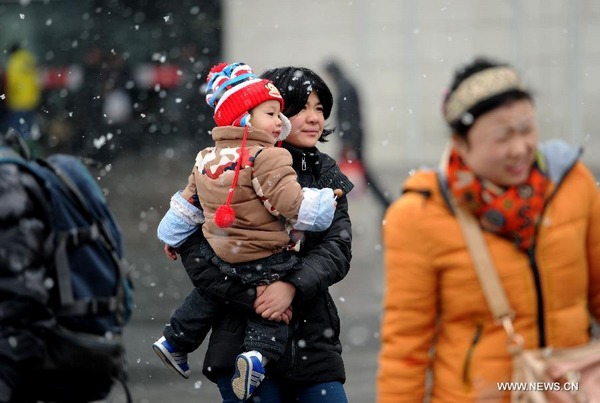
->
xmin=3 ymin=43 xmax=41 ymax=147
xmin=0 ymin=67 xmax=6 ymax=136
xmin=377 ymin=56 xmax=600 ymax=402
xmin=325 ymin=59 xmax=390 ymax=210
xmin=163 ymin=41 xmax=212 ymax=149
xmin=72 ymin=46 xmax=106 ymax=153
xmin=324 ymin=60 xmax=364 ymax=163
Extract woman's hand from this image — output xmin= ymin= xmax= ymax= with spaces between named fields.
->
xmin=254 ymin=281 xmax=296 ymax=322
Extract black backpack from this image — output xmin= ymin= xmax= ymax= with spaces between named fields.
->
xmin=0 ymin=134 xmax=133 ymax=402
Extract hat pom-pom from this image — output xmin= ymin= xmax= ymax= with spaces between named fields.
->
xmin=209 ymin=62 xmax=229 ymax=74
xmin=206 ymin=62 xmax=229 ymax=83
xmin=214 ymin=204 xmax=235 ymax=228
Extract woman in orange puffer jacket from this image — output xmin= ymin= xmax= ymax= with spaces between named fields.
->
xmin=377 ymin=56 xmax=600 ymax=402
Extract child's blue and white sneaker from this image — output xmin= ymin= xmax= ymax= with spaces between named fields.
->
xmin=152 ymin=336 xmax=191 ymax=379
xmin=231 ymin=351 xmax=266 ymax=400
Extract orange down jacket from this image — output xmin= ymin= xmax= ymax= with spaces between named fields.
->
xmin=377 ymin=140 xmax=600 ymax=402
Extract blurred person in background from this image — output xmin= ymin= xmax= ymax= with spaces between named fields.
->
xmin=164 ymin=41 xmax=213 ymax=149
xmin=377 ymin=56 xmax=600 ymax=402
xmin=165 ymin=66 xmax=354 ymax=402
xmin=72 ymin=46 xmax=106 ymax=152
xmin=0 ymin=68 xmax=6 ymax=135
xmin=3 ymin=43 xmax=41 ymax=146
xmin=323 ymin=61 xmax=364 ymax=164
xmin=324 ymin=60 xmax=390 ymax=210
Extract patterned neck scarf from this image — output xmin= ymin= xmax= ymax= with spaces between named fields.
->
xmin=446 ymin=148 xmax=549 ymax=251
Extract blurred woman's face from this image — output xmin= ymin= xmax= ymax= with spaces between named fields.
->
xmin=453 ymin=99 xmax=538 ymax=187
xmin=285 ymin=91 xmax=324 ymax=149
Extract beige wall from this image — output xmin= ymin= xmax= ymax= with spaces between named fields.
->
xmin=224 ymin=0 xmax=600 ymax=173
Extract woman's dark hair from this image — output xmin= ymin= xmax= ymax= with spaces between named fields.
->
xmin=446 ymin=56 xmax=533 ymax=138
xmin=261 ymin=66 xmax=334 ymax=142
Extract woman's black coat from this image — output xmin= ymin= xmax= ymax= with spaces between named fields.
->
xmin=178 ymin=143 xmax=354 ymax=385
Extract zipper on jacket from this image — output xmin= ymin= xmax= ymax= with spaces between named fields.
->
xmin=527 ymin=190 xmax=557 ymax=349
xmin=527 ymin=247 xmax=546 ymax=347
xmin=462 ymin=323 xmax=483 ymax=390
xmin=301 ymin=155 xmax=307 ymax=171
xmin=526 ymin=152 xmax=580 ymax=348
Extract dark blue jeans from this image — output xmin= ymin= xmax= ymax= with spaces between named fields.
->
xmin=216 ymin=376 xmax=348 ymax=402
xmin=164 ymin=286 xmax=288 ymax=361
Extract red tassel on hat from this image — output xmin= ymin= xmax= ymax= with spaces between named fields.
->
xmin=214 ymin=126 xmax=249 ymax=228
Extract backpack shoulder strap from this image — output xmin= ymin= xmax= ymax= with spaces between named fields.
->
xmin=38 ymin=157 xmax=131 ymax=323
xmin=42 ymin=159 xmax=130 ymax=323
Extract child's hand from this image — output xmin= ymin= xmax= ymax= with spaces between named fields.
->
xmin=289 ymin=229 xmax=303 ymax=243
xmin=164 ymin=244 xmax=178 ymax=260
xmin=181 ymin=172 xmax=197 ymax=201
xmin=332 ymin=188 xmax=343 ymax=208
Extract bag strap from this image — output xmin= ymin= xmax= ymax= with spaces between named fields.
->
xmin=452 ymin=198 xmax=525 ymax=354
xmin=114 ymin=376 xmax=133 ymax=403
xmin=439 ymin=144 xmax=523 ymax=353
xmin=450 ymin=197 xmax=515 ymax=321
xmin=2 ymin=128 xmax=32 ymax=160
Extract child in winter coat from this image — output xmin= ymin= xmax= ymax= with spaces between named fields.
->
xmin=153 ymin=62 xmax=337 ymax=401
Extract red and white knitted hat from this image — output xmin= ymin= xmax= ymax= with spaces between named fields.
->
xmin=205 ymin=62 xmax=284 ymax=127
xmin=205 ymin=62 xmax=291 ymax=228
